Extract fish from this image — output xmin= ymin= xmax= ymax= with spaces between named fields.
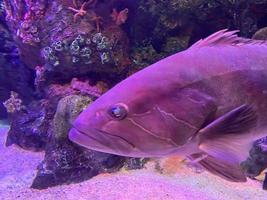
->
xmin=69 ymin=29 xmax=267 ymax=182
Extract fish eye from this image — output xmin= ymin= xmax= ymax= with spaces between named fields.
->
xmin=108 ymin=103 xmax=128 ymax=120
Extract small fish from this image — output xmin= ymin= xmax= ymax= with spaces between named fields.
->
xmin=69 ymin=30 xmax=267 ymax=182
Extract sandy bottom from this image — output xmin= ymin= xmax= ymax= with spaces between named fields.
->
xmin=0 ymin=124 xmax=266 ymax=200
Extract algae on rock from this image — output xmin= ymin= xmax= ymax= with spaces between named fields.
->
xmin=53 ymin=95 xmax=92 ymax=139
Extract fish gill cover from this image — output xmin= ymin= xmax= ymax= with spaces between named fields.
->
xmin=0 ymin=0 xmax=267 ymax=191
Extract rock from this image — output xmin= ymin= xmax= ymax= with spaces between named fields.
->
xmin=123 ymin=158 xmax=149 ymax=170
xmin=31 ymin=95 xmax=125 ymax=189
xmin=53 ymin=95 xmax=93 ymax=139
xmin=252 ymin=27 xmax=267 ymax=40
xmin=6 ymin=101 xmax=48 ymax=151
xmin=31 ymin=94 xmax=148 ymax=189
xmin=241 ymin=138 xmax=267 ymax=179
xmin=32 ymin=139 xmax=125 ymax=189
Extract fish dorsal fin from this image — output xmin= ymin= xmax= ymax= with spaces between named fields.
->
xmin=190 ymin=29 xmax=267 ymax=48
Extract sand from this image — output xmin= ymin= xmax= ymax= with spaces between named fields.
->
xmin=0 ymin=124 xmax=266 ymax=200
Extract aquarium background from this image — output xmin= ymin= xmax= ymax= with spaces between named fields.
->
xmin=0 ymin=0 xmax=267 ymax=199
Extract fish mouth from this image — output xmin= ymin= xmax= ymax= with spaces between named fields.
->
xmin=69 ymin=126 xmax=135 ymax=156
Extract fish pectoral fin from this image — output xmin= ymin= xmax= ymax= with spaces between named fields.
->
xmin=196 ymin=155 xmax=247 ymax=182
xmin=198 ymin=104 xmax=257 ymax=164
xmin=199 ymin=104 xmax=257 ymax=138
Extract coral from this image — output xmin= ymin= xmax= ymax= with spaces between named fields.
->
xmin=111 ymin=8 xmax=129 ymax=25
xmin=41 ymin=46 xmax=60 ymax=69
xmin=3 ymin=91 xmax=25 ymax=113
xmin=40 ymin=32 xmax=117 ymax=74
xmin=5 ymin=0 xmax=46 ymax=45
xmin=70 ymin=78 xmax=107 ymax=97
xmin=4 ymin=0 xmax=131 ymax=76
xmin=34 ymin=65 xmax=46 ymax=92
xmin=0 ymin=9 xmax=34 ymax=118
xmin=129 ymin=0 xmax=267 ymax=71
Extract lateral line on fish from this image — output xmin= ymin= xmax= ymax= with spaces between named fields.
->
xmin=155 ymin=106 xmax=198 ymax=130
xmin=127 ymin=118 xmax=178 ymax=146
xmin=186 ymin=96 xmax=203 ymax=104
xmin=131 ymin=110 xmax=152 ymax=117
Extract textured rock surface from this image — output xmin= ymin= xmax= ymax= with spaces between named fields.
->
xmin=52 ymin=95 xmax=93 ymax=139
xmin=32 ymin=138 xmax=125 ymax=189
xmin=6 ymin=101 xmax=48 ymax=151
xmin=241 ymin=138 xmax=267 ymax=187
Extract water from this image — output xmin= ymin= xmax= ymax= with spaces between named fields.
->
xmin=0 ymin=0 xmax=267 ymax=199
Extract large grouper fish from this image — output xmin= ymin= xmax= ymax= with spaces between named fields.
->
xmin=69 ymin=29 xmax=267 ymax=182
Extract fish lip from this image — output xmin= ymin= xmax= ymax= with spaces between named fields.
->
xmin=70 ymin=125 xmax=135 ymax=150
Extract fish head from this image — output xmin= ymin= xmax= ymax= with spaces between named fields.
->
xmin=69 ymin=76 xmax=185 ymax=157
xmin=69 ymin=67 xmax=215 ymax=157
